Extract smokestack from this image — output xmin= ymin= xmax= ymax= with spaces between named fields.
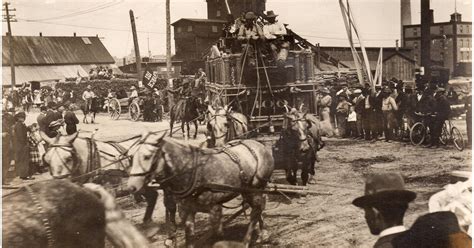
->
xmin=421 ymin=0 xmax=431 ymax=83
xmin=401 ymin=0 xmax=411 ymax=45
xmin=73 ymin=32 xmax=76 ymax=37
xmin=430 ymin=9 xmax=434 ymax=23
xmin=39 ymin=32 xmax=42 ymax=37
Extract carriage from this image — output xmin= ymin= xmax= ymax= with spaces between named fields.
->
xmin=106 ymin=97 xmax=143 ymax=121
xmin=204 ymin=29 xmax=323 ymax=133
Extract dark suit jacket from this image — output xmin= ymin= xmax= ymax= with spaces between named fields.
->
xmin=374 ymin=232 xmax=407 ymax=248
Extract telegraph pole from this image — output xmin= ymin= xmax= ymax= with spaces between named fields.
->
xmin=3 ymin=2 xmax=17 ymax=88
xmin=420 ymin=0 xmax=431 ymax=83
xmin=129 ymin=10 xmax=142 ymax=81
xmin=166 ymin=0 xmax=174 ymax=109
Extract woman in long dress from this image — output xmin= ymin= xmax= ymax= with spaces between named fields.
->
xmin=13 ymin=112 xmax=33 ymax=180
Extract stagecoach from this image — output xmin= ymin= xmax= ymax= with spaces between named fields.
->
xmin=106 ymin=97 xmax=143 ymax=121
xmin=204 ymin=29 xmax=322 ymax=133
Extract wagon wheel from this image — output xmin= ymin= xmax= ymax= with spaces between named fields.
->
xmin=129 ymin=102 xmax=141 ymax=121
xmin=108 ymin=98 xmax=121 ymax=120
xmin=451 ymin=127 xmax=465 ymax=151
xmin=439 ymin=122 xmax=449 ymax=145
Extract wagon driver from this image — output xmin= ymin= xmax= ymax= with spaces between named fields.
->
xmin=263 ymin=10 xmax=289 ymax=66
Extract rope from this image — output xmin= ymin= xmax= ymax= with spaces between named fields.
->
xmin=25 ymin=185 xmax=55 ymax=247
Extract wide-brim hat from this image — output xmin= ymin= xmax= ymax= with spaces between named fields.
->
xmin=320 ymin=87 xmax=330 ymax=94
xmin=14 ymin=111 xmax=26 ymax=120
xmin=352 ymin=173 xmax=416 ymax=208
xmin=375 ymin=85 xmax=382 ymax=90
xmin=265 ymin=10 xmax=278 ymax=18
xmin=353 ymin=89 xmax=362 ymax=94
xmin=130 ymin=86 xmax=136 ymax=90
xmin=245 ymin=12 xmax=257 ymax=20
xmin=383 ymin=87 xmax=392 ymax=93
xmin=86 ymin=85 xmax=92 ymax=89
xmin=436 ymin=87 xmax=446 ymax=93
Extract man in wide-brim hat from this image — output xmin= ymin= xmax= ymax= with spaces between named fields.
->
xmin=237 ymin=11 xmax=262 ymax=41
xmin=353 ymin=173 xmax=416 ymax=248
xmin=262 ymin=10 xmax=289 ymax=65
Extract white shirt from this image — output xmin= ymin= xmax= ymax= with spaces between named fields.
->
xmin=263 ymin=22 xmax=287 ymax=39
xmin=130 ymin=90 xmax=138 ymax=98
xmin=82 ymin=90 xmax=93 ymax=100
xmin=379 ymin=226 xmax=407 ymax=238
xmin=347 ymin=111 xmax=357 ymax=122
xmin=417 ymin=93 xmax=423 ymax=101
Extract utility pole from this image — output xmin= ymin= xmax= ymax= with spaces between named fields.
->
xmin=420 ymin=0 xmax=431 ymax=84
xmin=166 ymin=0 xmax=173 ymax=109
xmin=129 ymin=10 xmax=142 ymax=81
xmin=3 ymin=2 xmax=17 ymax=88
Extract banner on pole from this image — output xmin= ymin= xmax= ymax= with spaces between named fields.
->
xmin=142 ymin=67 xmax=159 ymax=89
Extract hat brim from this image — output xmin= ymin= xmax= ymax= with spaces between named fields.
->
xmin=266 ymin=14 xmax=278 ymax=18
xmin=352 ymin=190 xmax=416 ymax=208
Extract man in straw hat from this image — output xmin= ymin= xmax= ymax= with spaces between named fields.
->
xmin=263 ymin=10 xmax=289 ymax=65
xmin=353 ymin=173 xmax=416 ymax=248
xmin=237 ymin=12 xmax=262 ymax=41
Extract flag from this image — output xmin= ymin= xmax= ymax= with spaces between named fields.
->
xmin=142 ymin=67 xmax=158 ymax=89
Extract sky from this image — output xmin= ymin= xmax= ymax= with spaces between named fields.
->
xmin=4 ymin=0 xmax=472 ymax=58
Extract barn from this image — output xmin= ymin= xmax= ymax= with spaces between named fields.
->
xmin=2 ymin=35 xmax=120 ymax=88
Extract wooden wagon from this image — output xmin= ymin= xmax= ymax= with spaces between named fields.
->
xmin=106 ymin=97 xmax=143 ymax=121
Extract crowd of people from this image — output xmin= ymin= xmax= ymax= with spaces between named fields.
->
xmin=316 ymin=80 xmax=471 ymax=148
xmin=88 ymin=66 xmax=114 ymax=80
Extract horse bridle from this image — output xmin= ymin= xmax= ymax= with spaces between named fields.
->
xmin=128 ymin=140 xmax=164 ymax=178
xmin=285 ymin=115 xmax=309 ymax=142
xmin=44 ymin=143 xmax=79 ymax=178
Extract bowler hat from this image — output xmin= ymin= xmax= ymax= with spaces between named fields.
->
xmin=265 ymin=10 xmax=278 ymax=18
xmin=320 ymin=87 xmax=330 ymax=94
xmin=352 ymin=173 xmax=416 ymax=208
xmin=353 ymin=89 xmax=362 ymax=94
xmin=14 ymin=111 xmax=26 ymax=120
xmin=244 ymin=12 xmax=256 ymax=20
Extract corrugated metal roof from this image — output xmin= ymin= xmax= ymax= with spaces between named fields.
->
xmin=3 ymin=64 xmax=120 ymax=86
xmin=2 ymin=36 xmax=115 ymax=66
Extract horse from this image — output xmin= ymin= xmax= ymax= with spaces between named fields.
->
xmin=280 ymin=109 xmax=324 ymax=186
xmin=39 ymin=131 xmax=175 ymax=226
xmin=206 ymin=106 xmax=249 ymax=148
xmin=3 ymin=180 xmax=148 ymax=248
xmin=127 ymin=132 xmax=274 ymax=248
xmin=81 ymin=97 xmax=101 ymax=124
xmin=169 ymin=96 xmax=206 ymax=140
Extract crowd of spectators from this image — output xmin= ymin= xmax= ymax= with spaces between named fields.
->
xmin=316 ymin=79 xmax=471 ymax=148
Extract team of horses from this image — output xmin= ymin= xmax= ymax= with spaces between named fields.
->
xmin=36 ymin=95 xmax=325 ymax=247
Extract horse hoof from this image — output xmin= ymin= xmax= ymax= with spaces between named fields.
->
xmin=164 ymin=239 xmax=174 ymax=247
xmin=256 ymin=229 xmax=270 ymax=244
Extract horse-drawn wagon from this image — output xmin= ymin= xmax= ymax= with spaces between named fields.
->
xmin=106 ymin=97 xmax=143 ymax=121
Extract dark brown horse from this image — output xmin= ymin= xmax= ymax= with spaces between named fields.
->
xmin=39 ymin=132 xmax=173 ymax=226
xmin=206 ymin=106 xmax=249 ymax=148
xmin=2 ymin=180 xmax=148 ymax=248
xmin=81 ymin=97 xmax=101 ymax=124
xmin=169 ymin=96 xmax=206 ymax=140
xmin=127 ymin=132 xmax=274 ymax=248
xmin=280 ymin=109 xmax=323 ymax=186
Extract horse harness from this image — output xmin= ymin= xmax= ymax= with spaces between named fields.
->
xmin=25 ymin=185 xmax=55 ymax=247
xmin=102 ymin=141 xmax=132 ymax=171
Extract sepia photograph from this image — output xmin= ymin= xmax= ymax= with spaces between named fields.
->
xmin=1 ymin=0 xmax=472 ymax=247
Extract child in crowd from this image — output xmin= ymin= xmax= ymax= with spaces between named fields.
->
xmin=27 ymin=123 xmax=42 ymax=174
xmin=346 ymin=106 xmax=358 ymax=138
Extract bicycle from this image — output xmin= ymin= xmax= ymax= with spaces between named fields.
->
xmin=409 ymin=112 xmax=433 ymax=146
xmin=439 ymin=119 xmax=465 ymax=151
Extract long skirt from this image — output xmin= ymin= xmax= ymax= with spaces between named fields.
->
xmin=319 ymin=107 xmax=334 ymax=137
xmin=15 ymin=146 xmax=31 ymax=178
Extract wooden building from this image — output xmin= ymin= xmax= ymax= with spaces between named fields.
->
xmin=171 ymin=18 xmax=226 ymax=74
xmin=320 ymin=46 xmax=416 ymax=82
xmin=206 ymin=0 xmax=266 ymax=19
xmin=119 ymin=57 xmax=182 ymax=78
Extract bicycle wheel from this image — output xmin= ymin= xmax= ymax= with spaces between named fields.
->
xmin=439 ymin=122 xmax=449 ymax=145
xmin=451 ymin=127 xmax=465 ymax=151
xmin=410 ymin=122 xmax=426 ymax=146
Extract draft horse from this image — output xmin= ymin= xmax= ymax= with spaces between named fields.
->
xmin=279 ymin=109 xmax=324 ymax=186
xmin=127 ymin=132 xmax=274 ymax=248
xmin=206 ymin=106 xmax=249 ymax=148
xmin=169 ymin=96 xmax=206 ymax=140
xmin=39 ymin=132 xmax=175 ymax=226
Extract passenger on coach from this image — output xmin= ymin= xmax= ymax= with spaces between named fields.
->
xmin=353 ymin=173 xmax=416 ymax=248
xmin=381 ymin=88 xmax=398 ymax=142
xmin=64 ymin=104 xmax=79 ymax=135
xmin=353 ymin=89 xmax=365 ymax=139
xmin=428 ymin=88 xmax=451 ymax=148
xmin=263 ymin=10 xmax=289 ymax=65
xmin=237 ymin=12 xmax=262 ymax=41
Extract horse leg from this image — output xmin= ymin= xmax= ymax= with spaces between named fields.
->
xmin=193 ymin=120 xmax=198 ymax=139
xmin=184 ymin=211 xmax=196 ymax=248
xmin=301 ymin=164 xmax=309 ymax=186
xmin=169 ymin=119 xmax=174 ymax=137
xmin=164 ymin=190 xmax=177 ymax=246
xmin=209 ymin=204 xmax=224 ymax=238
xmin=141 ymin=187 xmax=158 ymax=223
xmin=91 ymin=112 xmax=95 ymax=124
xmin=182 ymin=122 xmax=187 ymax=140
xmin=242 ymin=193 xmax=267 ymax=246
xmin=186 ymin=122 xmax=191 ymax=139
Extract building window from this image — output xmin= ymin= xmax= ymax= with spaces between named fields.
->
xmin=82 ymin=37 xmax=91 ymax=44
xmin=440 ymin=51 xmax=444 ymax=61
xmin=216 ymin=10 xmax=221 ymax=17
xmin=460 ymin=39 xmax=464 ymax=47
xmin=177 ymin=27 xmax=182 ymax=33
xmin=212 ymin=25 xmax=218 ymax=32
xmin=413 ymin=28 xmax=418 ymax=36
xmin=439 ymin=26 xmax=444 ymax=34
xmin=187 ymin=26 xmax=193 ymax=32
xmin=414 ymin=42 xmax=418 ymax=49
xmin=460 ymin=25 xmax=463 ymax=33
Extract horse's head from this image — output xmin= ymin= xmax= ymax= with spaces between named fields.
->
xmin=283 ymin=109 xmax=312 ymax=152
xmin=207 ymin=105 xmax=231 ymax=147
xmin=127 ymin=131 xmax=167 ymax=193
xmin=40 ymin=131 xmax=79 ymax=179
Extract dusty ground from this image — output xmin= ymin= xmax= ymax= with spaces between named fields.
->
xmin=5 ymin=110 xmax=471 ymax=247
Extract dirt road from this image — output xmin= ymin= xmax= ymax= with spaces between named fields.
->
xmin=11 ymin=111 xmax=472 ymax=247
